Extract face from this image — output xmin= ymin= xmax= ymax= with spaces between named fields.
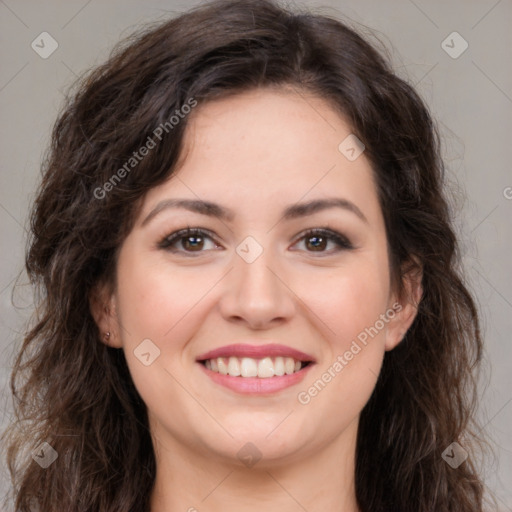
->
xmin=94 ymin=88 xmax=419 ymax=468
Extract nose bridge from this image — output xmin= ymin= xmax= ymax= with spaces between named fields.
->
xmin=219 ymin=239 xmax=295 ymax=327
xmin=238 ymin=249 xmax=278 ymax=296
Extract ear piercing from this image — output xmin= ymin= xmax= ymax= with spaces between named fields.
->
xmin=104 ymin=331 xmax=111 ymax=341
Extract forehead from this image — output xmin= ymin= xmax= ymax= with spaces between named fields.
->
xmin=140 ymin=88 xmax=382 ymax=226
xmin=184 ymin=88 xmax=347 ymax=172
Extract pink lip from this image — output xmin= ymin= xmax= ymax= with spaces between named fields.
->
xmin=195 ymin=343 xmax=316 ymax=362
xmin=197 ymin=361 xmax=315 ymax=395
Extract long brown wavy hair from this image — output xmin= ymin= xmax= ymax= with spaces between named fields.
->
xmin=2 ymin=1 xmax=492 ymax=510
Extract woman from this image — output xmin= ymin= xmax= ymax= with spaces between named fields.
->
xmin=3 ymin=0 xmax=491 ymax=510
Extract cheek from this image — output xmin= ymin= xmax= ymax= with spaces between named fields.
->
xmin=113 ymin=252 xmax=225 ymax=403
xmin=295 ymin=256 xmax=390 ymax=349
xmin=115 ymin=249 xmax=222 ymax=344
xmin=292 ymin=256 xmax=390 ymax=417
xmin=114 ymin=253 xmax=220 ymax=435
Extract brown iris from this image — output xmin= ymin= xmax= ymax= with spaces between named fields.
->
xmin=182 ymin=235 xmax=204 ymax=251
xmin=305 ymin=235 xmax=327 ymax=251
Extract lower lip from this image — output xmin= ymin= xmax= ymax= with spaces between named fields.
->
xmin=197 ymin=362 xmax=315 ymax=395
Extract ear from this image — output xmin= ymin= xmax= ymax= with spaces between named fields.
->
xmin=89 ymin=280 xmax=123 ymax=348
xmin=384 ymin=257 xmax=423 ymax=352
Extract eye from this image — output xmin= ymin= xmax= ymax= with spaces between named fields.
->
xmin=158 ymin=227 xmax=222 ymax=254
xmin=291 ymin=228 xmax=354 ymax=253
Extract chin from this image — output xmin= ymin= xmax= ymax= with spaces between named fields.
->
xmin=205 ymin=422 xmax=307 ymax=466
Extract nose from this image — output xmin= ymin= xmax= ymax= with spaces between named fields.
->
xmin=217 ymin=248 xmax=296 ymax=330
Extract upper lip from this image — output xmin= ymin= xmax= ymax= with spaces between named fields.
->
xmin=196 ymin=343 xmax=316 ymax=362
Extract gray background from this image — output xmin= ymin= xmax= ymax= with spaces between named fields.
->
xmin=0 ymin=0 xmax=511 ymax=509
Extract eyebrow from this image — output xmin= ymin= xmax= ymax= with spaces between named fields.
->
xmin=141 ymin=197 xmax=368 ymax=226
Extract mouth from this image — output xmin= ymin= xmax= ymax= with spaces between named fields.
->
xmin=199 ymin=356 xmax=313 ymax=378
xmin=195 ymin=343 xmax=315 ymax=394
xmin=196 ymin=343 xmax=315 ymax=378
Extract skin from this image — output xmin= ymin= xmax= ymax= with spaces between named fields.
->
xmin=91 ymin=88 xmax=422 ymax=512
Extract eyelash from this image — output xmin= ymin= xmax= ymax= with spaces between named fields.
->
xmin=158 ymin=227 xmax=354 ymax=255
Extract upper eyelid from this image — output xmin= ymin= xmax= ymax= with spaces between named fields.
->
xmin=159 ymin=227 xmax=219 ymax=245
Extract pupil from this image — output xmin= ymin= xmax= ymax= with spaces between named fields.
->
xmin=184 ymin=236 xmax=203 ymax=250
xmin=307 ymin=236 xmax=326 ymax=251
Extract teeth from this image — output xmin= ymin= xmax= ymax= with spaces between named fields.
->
xmin=228 ymin=356 xmax=241 ymax=377
xmin=284 ymin=357 xmax=295 ymax=375
xmin=257 ymin=357 xmax=274 ymax=378
xmin=274 ymin=356 xmax=285 ymax=376
xmin=241 ymin=357 xmax=258 ymax=377
xmin=204 ymin=356 xmax=307 ymax=377
xmin=217 ymin=357 xmax=228 ymax=375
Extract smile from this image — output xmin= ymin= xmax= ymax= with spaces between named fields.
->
xmin=201 ymin=356 xmax=311 ymax=378
xmin=196 ymin=343 xmax=316 ymax=394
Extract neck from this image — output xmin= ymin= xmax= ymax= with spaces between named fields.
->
xmin=149 ymin=419 xmax=360 ymax=512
